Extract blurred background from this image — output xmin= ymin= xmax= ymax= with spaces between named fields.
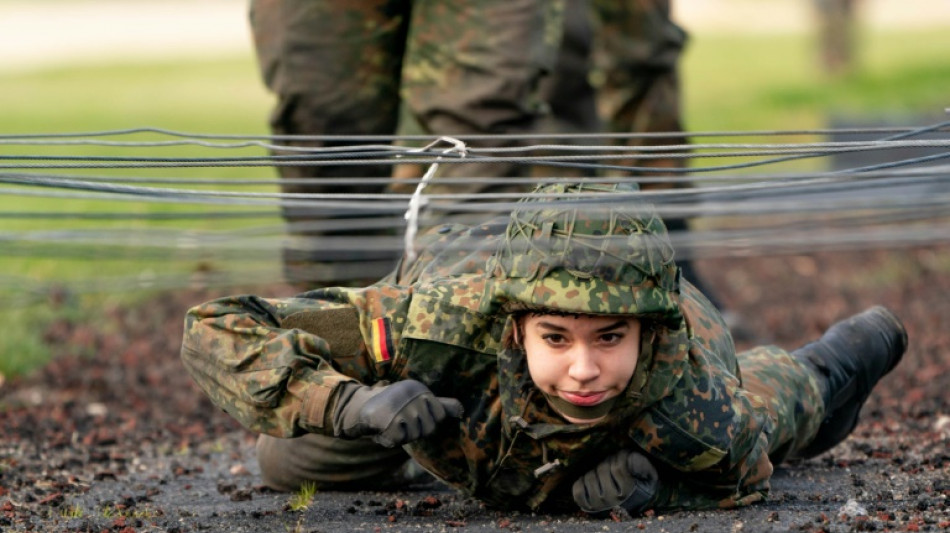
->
xmin=1 ymin=0 xmax=949 ymax=378
xmin=5 ymin=0 xmax=947 ymax=130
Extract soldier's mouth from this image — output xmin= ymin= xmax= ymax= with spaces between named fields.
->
xmin=559 ymin=391 xmax=608 ymax=406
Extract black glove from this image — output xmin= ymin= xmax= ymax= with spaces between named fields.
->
xmin=332 ymin=380 xmax=464 ymax=447
xmin=573 ymin=450 xmax=659 ymax=515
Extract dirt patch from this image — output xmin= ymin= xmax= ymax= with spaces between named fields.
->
xmin=1 ymin=247 xmax=949 ymax=532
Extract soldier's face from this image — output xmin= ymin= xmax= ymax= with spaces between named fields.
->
xmin=521 ymin=314 xmax=641 ymax=424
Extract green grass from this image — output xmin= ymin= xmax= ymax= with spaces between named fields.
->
xmin=1 ymin=26 xmax=948 ymax=378
xmin=287 ymin=481 xmax=319 ymax=512
xmin=678 ymin=27 xmax=950 ymax=174
xmin=1 ymin=56 xmax=278 ymax=378
xmin=2 ymin=310 xmax=58 ymax=378
xmin=683 ymin=28 xmax=950 ymax=133
xmin=4 ymin=56 xmax=271 ymax=133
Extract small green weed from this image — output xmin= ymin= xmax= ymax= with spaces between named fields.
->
xmin=287 ymin=481 xmax=319 ymax=512
xmin=99 ymin=504 xmax=158 ymax=520
xmin=60 ymin=504 xmax=84 ymax=519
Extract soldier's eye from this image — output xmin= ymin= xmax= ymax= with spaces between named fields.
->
xmin=542 ymin=334 xmax=567 ymax=345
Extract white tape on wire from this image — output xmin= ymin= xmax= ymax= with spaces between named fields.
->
xmin=403 ymin=137 xmax=467 ymax=263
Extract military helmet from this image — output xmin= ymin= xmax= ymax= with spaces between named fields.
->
xmin=487 ymin=182 xmax=681 ymax=324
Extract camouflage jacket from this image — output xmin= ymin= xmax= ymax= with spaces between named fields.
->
xmin=181 ymin=185 xmax=774 ymax=513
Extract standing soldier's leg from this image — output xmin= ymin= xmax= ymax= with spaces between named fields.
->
xmin=250 ymin=0 xmax=410 ymax=287
xmin=589 ymin=1 xmax=729 ymax=313
xmin=738 ymin=307 xmax=907 ymax=463
xmin=401 ymin=0 xmax=565 ymax=203
xmin=590 ymin=0 xmax=687 ymax=180
xmin=392 ymin=0 xmax=594 ymax=191
xmin=533 ymin=0 xmax=600 ymax=179
xmin=538 ymin=0 xmax=599 ymax=140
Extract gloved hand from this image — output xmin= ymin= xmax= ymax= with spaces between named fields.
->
xmin=572 ymin=450 xmax=659 ymax=515
xmin=332 ymin=380 xmax=463 ymax=447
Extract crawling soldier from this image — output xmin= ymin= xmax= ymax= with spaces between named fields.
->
xmin=181 ymin=182 xmax=906 ymax=515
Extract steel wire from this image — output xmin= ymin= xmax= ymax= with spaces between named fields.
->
xmin=2 ymin=125 xmax=949 ymax=298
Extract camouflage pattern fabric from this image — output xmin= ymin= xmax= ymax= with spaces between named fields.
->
xmin=583 ymin=1 xmax=727 ymax=310
xmin=249 ymin=0 xmax=565 ymax=285
xmin=250 ymin=0 xmax=689 ymax=286
xmin=181 ymin=183 xmax=825 ymax=513
xmin=590 ymin=0 xmax=690 ymax=187
xmin=394 ymin=0 xmax=690 ymax=186
xmin=391 ymin=1 xmax=724 ymax=309
xmin=250 ymin=0 xmax=411 ymax=284
xmin=533 ymin=0 xmax=690 ymax=185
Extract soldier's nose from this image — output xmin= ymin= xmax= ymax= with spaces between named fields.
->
xmin=567 ymin=346 xmax=600 ymax=383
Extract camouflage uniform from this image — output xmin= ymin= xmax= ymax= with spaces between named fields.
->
xmin=539 ymin=0 xmax=689 ymax=181
xmin=590 ymin=0 xmax=688 ymax=181
xmin=250 ymin=0 xmax=564 ymax=284
xmin=182 ymin=183 xmax=826 ymax=513
xmin=395 ymin=0 xmax=690 ymax=181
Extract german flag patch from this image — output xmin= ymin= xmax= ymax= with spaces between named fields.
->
xmin=369 ymin=317 xmax=394 ymax=364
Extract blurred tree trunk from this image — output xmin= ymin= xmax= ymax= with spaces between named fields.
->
xmin=814 ymin=0 xmax=859 ymax=76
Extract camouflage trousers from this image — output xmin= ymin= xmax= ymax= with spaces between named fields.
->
xmin=536 ymin=0 xmax=723 ymax=309
xmin=545 ymin=0 xmax=690 ymax=186
xmin=250 ymin=0 xmax=693 ymax=287
xmin=392 ymin=0 xmax=691 ymax=185
xmin=250 ymin=0 xmax=564 ymax=285
xmin=255 ymin=345 xmax=824 ymax=492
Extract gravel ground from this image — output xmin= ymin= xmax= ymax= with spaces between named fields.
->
xmin=1 ymin=246 xmax=949 ymax=532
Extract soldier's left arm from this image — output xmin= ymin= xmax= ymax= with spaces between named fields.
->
xmin=635 ymin=359 xmax=775 ymax=512
xmin=638 ymin=282 xmax=773 ymax=511
xmin=650 ymin=391 xmax=774 ymax=512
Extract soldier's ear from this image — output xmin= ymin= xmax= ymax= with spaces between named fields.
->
xmin=503 ymin=314 xmax=525 ymax=349
xmin=513 ymin=315 xmax=528 ymax=348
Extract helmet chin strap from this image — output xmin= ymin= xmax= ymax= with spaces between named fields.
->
xmin=542 ymin=393 xmax=617 ymax=421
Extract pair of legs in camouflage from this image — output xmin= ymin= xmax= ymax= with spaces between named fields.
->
xmin=250 ymin=0 xmax=564 ymax=286
xmin=250 ymin=0 xmax=705 ymax=291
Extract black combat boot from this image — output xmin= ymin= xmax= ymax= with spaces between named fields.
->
xmin=793 ymin=306 xmax=907 ymax=459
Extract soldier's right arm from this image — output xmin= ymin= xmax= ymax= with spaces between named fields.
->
xmin=180 ymin=287 xmax=409 ymax=439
